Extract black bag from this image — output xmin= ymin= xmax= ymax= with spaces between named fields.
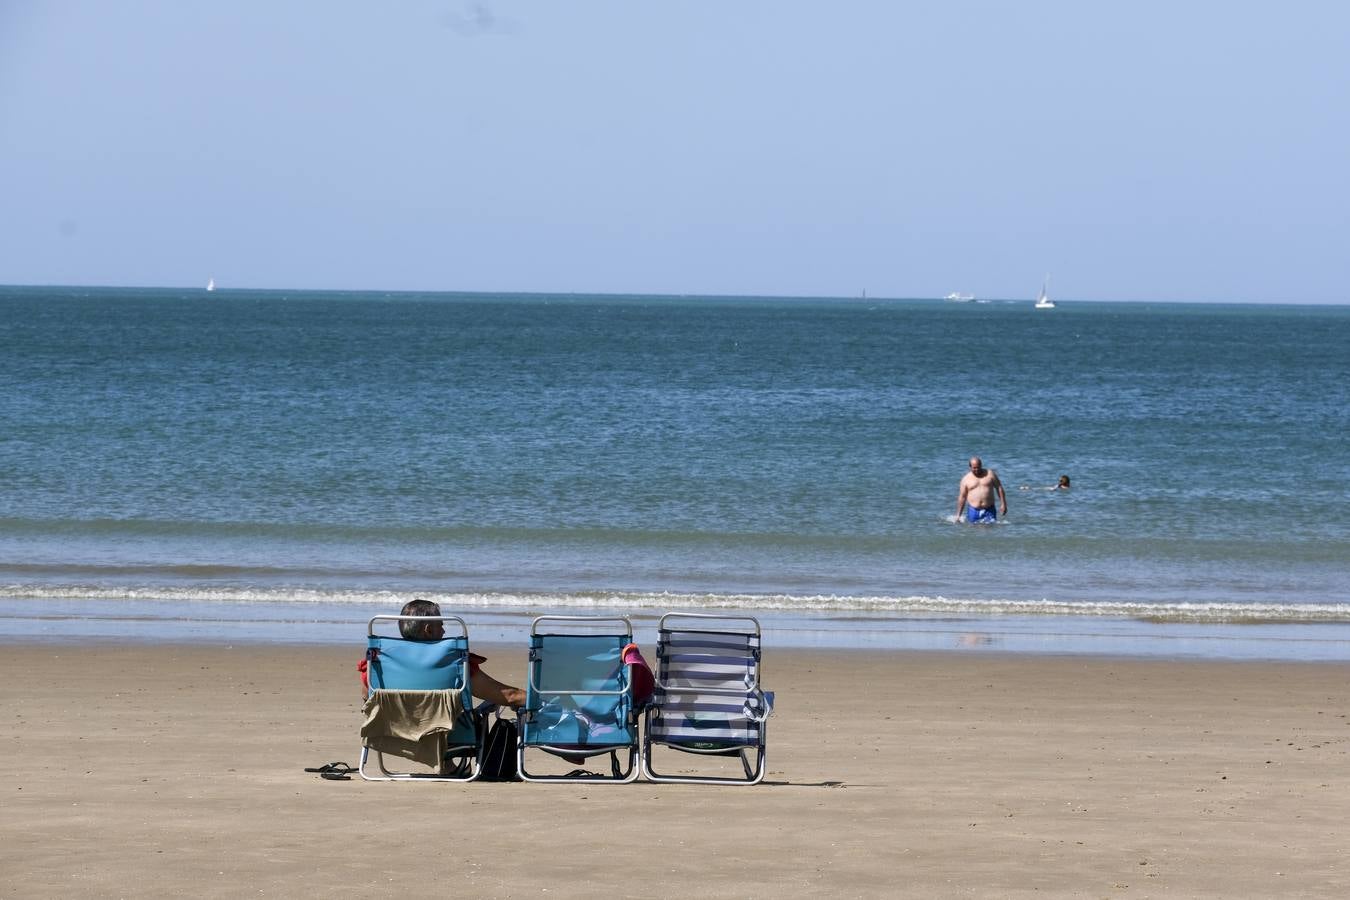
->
xmin=478 ymin=712 xmax=520 ymax=782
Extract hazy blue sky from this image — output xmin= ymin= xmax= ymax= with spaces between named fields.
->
xmin=2 ymin=1 xmax=1346 ymax=302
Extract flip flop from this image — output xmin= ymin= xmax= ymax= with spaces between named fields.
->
xmin=304 ymin=762 xmax=354 ymax=780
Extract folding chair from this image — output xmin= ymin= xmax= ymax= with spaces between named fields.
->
xmin=640 ymin=613 xmax=773 ymax=785
xmin=358 ymin=614 xmax=485 ymax=782
xmin=517 ymin=615 xmax=640 ymax=783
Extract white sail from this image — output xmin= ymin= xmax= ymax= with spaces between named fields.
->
xmin=1034 ymin=276 xmax=1055 ymax=309
xmin=206 ymin=277 xmax=215 ymax=292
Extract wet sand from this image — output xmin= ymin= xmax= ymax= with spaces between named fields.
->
xmin=2 ymin=643 xmax=1347 ymax=897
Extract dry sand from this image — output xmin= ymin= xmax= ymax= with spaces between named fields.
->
xmin=2 ymin=642 xmax=1347 ymax=897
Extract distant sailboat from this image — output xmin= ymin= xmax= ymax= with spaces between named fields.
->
xmin=206 ymin=277 xmax=216 ymax=292
xmin=1034 ymin=276 xmax=1055 ymax=309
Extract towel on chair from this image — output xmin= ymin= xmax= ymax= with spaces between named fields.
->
xmin=360 ymin=689 xmax=465 ymax=768
xmin=622 ymin=642 xmax=655 ymax=706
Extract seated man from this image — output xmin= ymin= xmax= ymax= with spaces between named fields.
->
xmin=358 ymin=599 xmax=524 ymax=707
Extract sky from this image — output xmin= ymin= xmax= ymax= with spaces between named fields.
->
xmin=1 ymin=1 xmax=1347 ymax=303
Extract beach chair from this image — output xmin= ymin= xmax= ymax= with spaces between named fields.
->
xmin=640 ymin=613 xmax=773 ymax=785
xmin=517 ymin=615 xmax=640 ymax=783
xmin=358 ymin=614 xmax=485 ymax=782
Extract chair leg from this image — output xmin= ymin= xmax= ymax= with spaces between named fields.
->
xmin=519 ymin=743 xmax=639 ymax=783
xmin=640 ymin=739 xmax=768 ymax=785
xmin=358 ymin=743 xmax=483 ymax=782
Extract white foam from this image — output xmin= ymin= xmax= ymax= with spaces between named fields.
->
xmin=2 ymin=584 xmax=1348 ymax=623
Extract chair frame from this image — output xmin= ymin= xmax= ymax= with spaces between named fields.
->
xmin=358 ymin=614 xmax=485 ymax=782
xmin=517 ymin=614 xmax=640 ymax=784
xmin=640 ymin=612 xmax=770 ymax=785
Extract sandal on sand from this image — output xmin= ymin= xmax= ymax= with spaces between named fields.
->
xmin=304 ymin=762 xmax=354 ymax=780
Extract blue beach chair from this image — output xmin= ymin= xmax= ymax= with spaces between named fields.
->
xmin=358 ymin=614 xmax=485 ymax=782
xmin=517 ymin=615 xmax=640 ymax=783
xmin=640 ymin=613 xmax=773 ymax=785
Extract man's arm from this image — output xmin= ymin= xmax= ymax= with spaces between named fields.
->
xmin=993 ymin=471 xmax=1008 ymax=515
xmin=956 ymin=479 xmax=969 ymax=520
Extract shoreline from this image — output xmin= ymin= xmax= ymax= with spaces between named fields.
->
xmin=3 ymin=595 xmax=1349 ymax=662
xmin=3 ymin=642 xmax=1346 ymax=896
xmin=6 ymin=633 xmax=1350 ymax=668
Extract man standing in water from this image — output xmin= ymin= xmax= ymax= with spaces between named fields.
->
xmin=956 ymin=456 xmax=1008 ymax=524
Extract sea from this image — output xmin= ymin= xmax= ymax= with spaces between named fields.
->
xmin=2 ymin=285 xmax=1348 ymax=661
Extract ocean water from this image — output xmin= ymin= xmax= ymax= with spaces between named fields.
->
xmin=2 ymin=285 xmax=1348 ymax=659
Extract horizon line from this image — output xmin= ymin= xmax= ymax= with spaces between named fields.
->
xmin=1 ymin=282 xmax=1346 ymax=308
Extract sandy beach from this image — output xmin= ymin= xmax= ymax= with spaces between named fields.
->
xmin=2 ymin=642 xmax=1346 ymax=897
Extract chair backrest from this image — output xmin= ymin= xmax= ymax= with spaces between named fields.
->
xmin=650 ymin=614 xmax=765 ymax=746
xmin=524 ymin=616 xmax=633 ymax=747
xmin=365 ymin=615 xmax=476 ymax=743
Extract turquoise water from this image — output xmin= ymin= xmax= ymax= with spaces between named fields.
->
xmin=2 ymin=285 xmax=1348 ymax=658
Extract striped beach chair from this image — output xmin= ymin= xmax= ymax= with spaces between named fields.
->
xmin=358 ymin=614 xmax=484 ymax=782
xmin=517 ymin=615 xmax=640 ymax=783
xmin=640 ymin=613 xmax=773 ymax=785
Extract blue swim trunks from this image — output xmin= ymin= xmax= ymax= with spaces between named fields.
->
xmin=965 ymin=506 xmax=997 ymax=524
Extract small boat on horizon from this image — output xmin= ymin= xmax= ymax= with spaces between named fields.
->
xmin=944 ymin=291 xmax=975 ymax=302
xmin=1034 ymin=276 xmax=1055 ymax=309
xmin=206 ymin=277 xmax=216 ymax=292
